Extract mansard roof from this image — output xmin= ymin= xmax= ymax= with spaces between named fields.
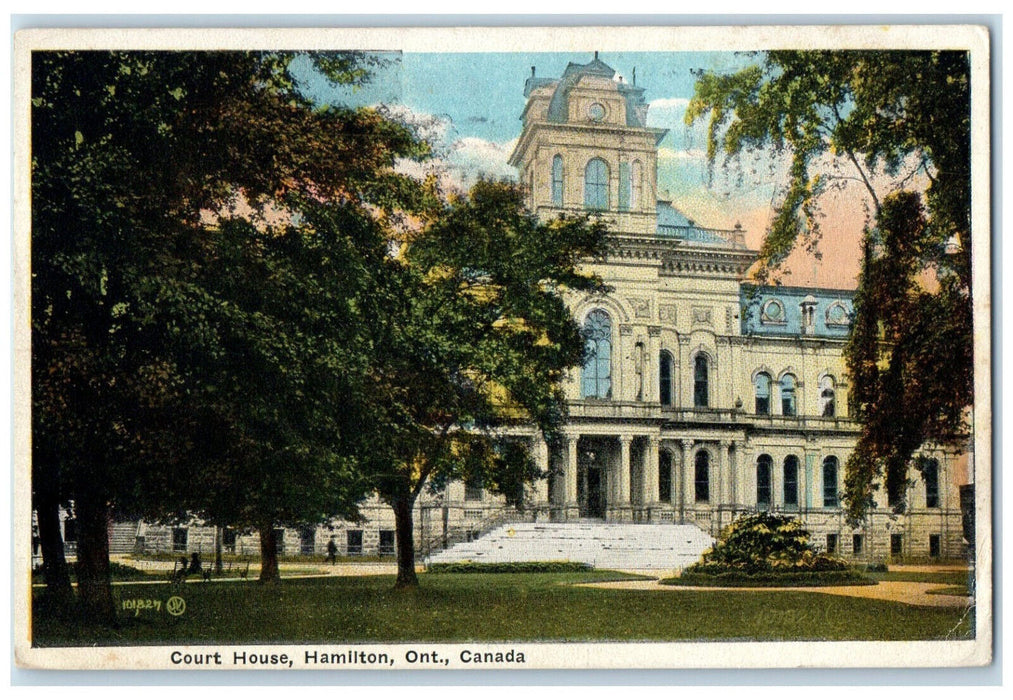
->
xmin=539 ymin=55 xmax=649 ymax=128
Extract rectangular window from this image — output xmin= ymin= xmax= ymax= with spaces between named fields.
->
xmin=783 ymin=459 xmax=799 ymax=508
xmin=852 ymin=534 xmax=864 ymax=555
xmin=925 ymin=461 xmax=940 ymax=508
xmin=826 ymin=534 xmax=838 ymax=555
xmin=695 ymin=459 xmax=709 ymax=503
xmin=378 ymin=530 xmax=396 ymax=556
xmin=465 ymin=482 xmax=484 ymax=501
xmin=222 ymin=527 xmax=237 ymax=553
xmin=929 ymin=534 xmax=941 ymax=558
xmin=63 ymin=518 xmax=78 ymax=543
xmin=172 ymin=527 xmax=188 ymax=552
xmin=890 ymin=533 xmax=903 ymax=557
xmin=299 ymin=528 xmax=316 ymax=555
xmin=346 ymin=530 xmax=363 ymax=556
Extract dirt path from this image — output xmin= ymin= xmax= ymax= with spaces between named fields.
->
xmin=579 ymin=578 xmax=973 ymax=609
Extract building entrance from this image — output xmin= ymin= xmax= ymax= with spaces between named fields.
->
xmin=578 ymin=440 xmax=610 ymax=519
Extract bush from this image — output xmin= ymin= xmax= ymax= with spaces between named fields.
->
xmin=682 ymin=512 xmax=852 ymax=579
xmin=426 ymin=561 xmax=592 ymax=574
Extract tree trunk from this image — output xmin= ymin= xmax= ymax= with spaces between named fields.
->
xmin=258 ymin=524 xmax=281 ymax=583
xmin=393 ymin=496 xmax=418 ymax=588
xmin=34 ymin=490 xmax=74 ymax=608
xmin=74 ymin=494 xmax=116 ymax=623
xmin=215 ymin=526 xmax=223 ymax=575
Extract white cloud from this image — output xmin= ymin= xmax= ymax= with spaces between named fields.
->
xmin=376 ymin=104 xmax=518 ymax=194
xmin=646 ymin=97 xmax=691 ymax=129
xmin=445 ymin=137 xmax=519 ymax=189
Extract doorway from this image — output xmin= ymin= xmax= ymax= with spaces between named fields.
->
xmin=578 ymin=438 xmax=610 ymax=519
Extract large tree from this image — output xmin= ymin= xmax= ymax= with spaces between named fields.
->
xmin=686 ymin=51 xmax=972 ymax=521
xmin=31 ymin=50 xmax=432 ymax=615
xmin=362 ymin=181 xmax=609 ymax=588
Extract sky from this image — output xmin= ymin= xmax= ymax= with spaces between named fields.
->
xmin=292 ymin=51 xmax=872 ymax=289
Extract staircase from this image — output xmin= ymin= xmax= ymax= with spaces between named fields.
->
xmin=425 ymin=522 xmax=714 ymax=572
xmin=108 ymin=521 xmax=140 ymax=554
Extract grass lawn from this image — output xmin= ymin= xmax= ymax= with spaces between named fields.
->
xmin=32 ymin=571 xmax=974 ymax=647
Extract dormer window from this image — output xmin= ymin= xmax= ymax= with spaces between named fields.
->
xmin=760 ymin=299 xmax=786 ymax=325
xmin=826 ymin=301 xmax=850 ymax=327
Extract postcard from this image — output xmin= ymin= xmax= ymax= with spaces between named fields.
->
xmin=13 ymin=23 xmax=992 ymax=671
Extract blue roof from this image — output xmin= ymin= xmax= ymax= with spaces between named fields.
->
xmin=740 ymin=285 xmax=855 ymax=339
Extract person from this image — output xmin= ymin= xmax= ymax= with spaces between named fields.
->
xmin=326 ymin=537 xmax=337 ymax=565
xmin=188 ymin=551 xmax=202 ymax=575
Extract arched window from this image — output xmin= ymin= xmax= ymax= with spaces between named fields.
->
xmin=659 ymin=351 xmax=674 ymax=406
xmin=783 ymin=455 xmax=799 ymax=508
xmin=780 ymin=374 xmax=797 ymax=416
xmin=755 ymin=372 xmax=772 ymax=415
xmin=631 ymin=160 xmax=643 ymax=210
xmin=820 ymin=375 xmax=836 ymax=417
xmin=551 ymin=154 xmax=564 ymax=207
xmin=584 ymin=158 xmax=609 ymax=210
xmin=756 ymin=454 xmax=773 ymax=509
xmin=923 ymin=458 xmax=940 ymax=508
xmin=823 ymin=456 xmax=839 ymax=508
xmin=694 ymin=451 xmax=710 ymax=502
xmin=581 ymin=309 xmax=612 ymax=399
xmin=694 ymin=354 xmax=710 ymax=408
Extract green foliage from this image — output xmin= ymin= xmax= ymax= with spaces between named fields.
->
xmin=426 ymin=561 xmax=592 ymax=574
xmin=685 ymin=512 xmax=848 ymax=575
xmin=358 ymin=180 xmax=610 ymax=585
xmin=687 ymin=51 xmax=972 ymax=521
xmin=31 ymin=50 xmax=435 ymax=601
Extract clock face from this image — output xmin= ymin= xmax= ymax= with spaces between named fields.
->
xmin=588 ymin=102 xmax=606 ymax=122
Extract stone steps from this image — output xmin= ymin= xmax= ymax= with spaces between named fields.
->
xmin=425 ymin=522 xmax=714 ymax=571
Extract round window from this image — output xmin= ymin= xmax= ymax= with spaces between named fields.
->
xmin=588 ymin=102 xmax=606 ymax=122
xmin=761 ymin=299 xmax=785 ymax=323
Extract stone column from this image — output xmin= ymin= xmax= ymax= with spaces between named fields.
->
xmin=616 ymin=435 xmax=632 ymax=520
xmin=566 ymin=435 xmax=579 ymax=518
xmin=645 ymin=436 xmax=660 ymax=507
xmin=720 ymin=441 xmax=733 ymax=505
xmin=680 ymin=439 xmax=693 ymax=522
xmin=647 ymin=326 xmax=662 ymax=403
xmin=533 ymin=437 xmax=550 ymax=513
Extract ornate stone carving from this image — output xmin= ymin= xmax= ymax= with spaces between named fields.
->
xmin=659 ymin=304 xmax=677 ymax=324
xmin=692 ymin=306 xmax=712 ymax=326
xmin=628 ymin=296 xmax=651 ymax=319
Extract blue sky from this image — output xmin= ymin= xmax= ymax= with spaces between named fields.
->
xmin=290 ymin=51 xmax=777 ymax=226
xmin=289 ymin=50 xmax=864 ymax=288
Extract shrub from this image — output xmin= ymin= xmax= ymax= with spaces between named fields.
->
xmin=683 ymin=512 xmax=850 ymax=576
xmin=426 ymin=561 xmax=592 ymax=574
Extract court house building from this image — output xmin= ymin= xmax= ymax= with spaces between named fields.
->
xmin=112 ymin=55 xmax=968 ymax=564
